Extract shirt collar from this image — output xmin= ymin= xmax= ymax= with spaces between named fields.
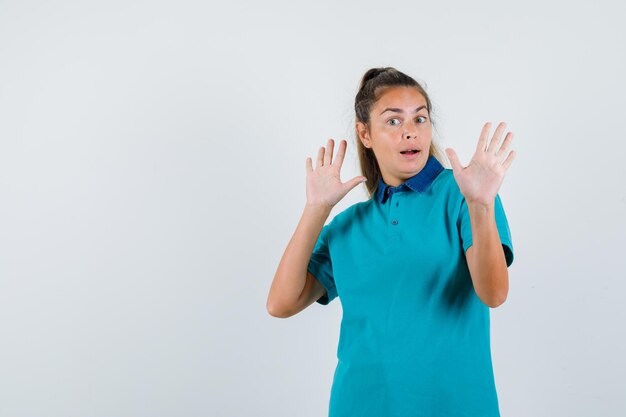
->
xmin=375 ymin=154 xmax=445 ymax=204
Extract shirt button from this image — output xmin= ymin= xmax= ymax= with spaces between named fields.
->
xmin=391 ymin=219 xmax=398 ymax=225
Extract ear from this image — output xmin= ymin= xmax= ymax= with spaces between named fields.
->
xmin=356 ymin=121 xmax=372 ymax=149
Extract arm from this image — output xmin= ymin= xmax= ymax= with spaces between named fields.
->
xmin=267 ymin=138 xmax=367 ymax=318
xmin=266 ymin=203 xmax=332 ymax=318
xmin=445 ymin=121 xmax=516 ymax=308
xmin=465 ymin=201 xmax=509 ymax=308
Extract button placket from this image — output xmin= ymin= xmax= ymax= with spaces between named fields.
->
xmin=388 ymin=190 xmax=401 ymax=239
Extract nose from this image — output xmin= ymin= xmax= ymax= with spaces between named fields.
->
xmin=404 ymin=118 xmax=421 ymax=139
xmin=404 ymin=126 xmax=418 ymax=140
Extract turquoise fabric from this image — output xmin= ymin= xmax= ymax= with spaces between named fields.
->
xmin=307 ymin=155 xmax=514 ymax=417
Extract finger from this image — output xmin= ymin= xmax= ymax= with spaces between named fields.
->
xmin=316 ymin=146 xmax=324 ymax=168
xmin=332 ymin=140 xmax=347 ymax=167
xmin=496 ymin=132 xmax=513 ymax=162
xmin=445 ymin=148 xmax=463 ymax=173
xmin=502 ymin=149 xmax=516 ymax=171
xmin=344 ymin=175 xmax=368 ymax=192
xmin=306 ymin=157 xmax=313 ymax=173
xmin=324 ymin=138 xmax=334 ymax=166
xmin=487 ymin=122 xmax=507 ymax=154
xmin=475 ymin=122 xmax=491 ymax=153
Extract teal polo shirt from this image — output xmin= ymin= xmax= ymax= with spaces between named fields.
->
xmin=307 ymin=154 xmax=514 ymax=417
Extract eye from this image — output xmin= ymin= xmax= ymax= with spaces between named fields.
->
xmin=387 ymin=118 xmax=401 ymax=126
xmin=416 ymin=116 xmax=427 ymax=123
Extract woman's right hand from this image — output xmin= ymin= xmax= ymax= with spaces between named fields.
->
xmin=305 ymin=139 xmax=367 ymax=208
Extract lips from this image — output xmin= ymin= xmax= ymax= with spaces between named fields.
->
xmin=400 ymin=149 xmax=421 ymax=160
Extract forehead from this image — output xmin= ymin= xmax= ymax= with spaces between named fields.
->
xmin=374 ymin=86 xmax=427 ymax=109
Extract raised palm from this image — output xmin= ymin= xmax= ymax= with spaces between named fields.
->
xmin=306 ymin=139 xmax=367 ymax=208
xmin=444 ymin=122 xmax=516 ymax=207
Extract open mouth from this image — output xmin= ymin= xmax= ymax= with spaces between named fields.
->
xmin=400 ymin=150 xmax=419 ymax=154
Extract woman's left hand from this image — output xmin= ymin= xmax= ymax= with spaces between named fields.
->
xmin=444 ymin=122 xmax=516 ymax=207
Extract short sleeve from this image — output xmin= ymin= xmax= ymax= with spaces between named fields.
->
xmin=307 ymin=223 xmax=338 ymax=305
xmin=458 ymin=193 xmax=514 ymax=267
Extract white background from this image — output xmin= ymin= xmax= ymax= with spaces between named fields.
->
xmin=1 ymin=0 xmax=625 ymax=416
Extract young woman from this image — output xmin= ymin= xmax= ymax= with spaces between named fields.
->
xmin=267 ymin=67 xmax=516 ymax=417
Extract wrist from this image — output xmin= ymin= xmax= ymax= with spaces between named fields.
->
xmin=467 ymin=200 xmax=494 ymax=214
xmin=303 ymin=202 xmax=333 ymax=218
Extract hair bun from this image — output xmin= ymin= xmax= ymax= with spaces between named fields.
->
xmin=363 ymin=67 xmax=395 ymax=85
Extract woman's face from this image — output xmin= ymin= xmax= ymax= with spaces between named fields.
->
xmin=357 ymin=86 xmax=432 ymax=187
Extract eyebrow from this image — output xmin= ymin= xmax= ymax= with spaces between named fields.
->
xmin=380 ymin=105 xmax=427 ymax=115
